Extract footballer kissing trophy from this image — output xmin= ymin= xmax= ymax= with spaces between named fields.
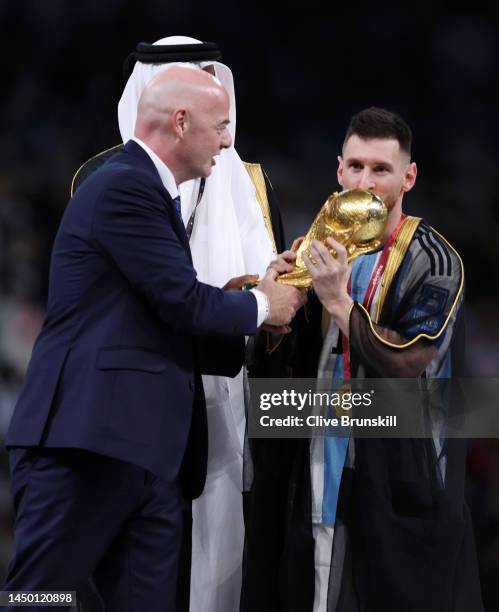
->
xmin=278 ymin=188 xmax=388 ymax=289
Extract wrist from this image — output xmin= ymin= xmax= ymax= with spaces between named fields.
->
xmin=250 ymin=288 xmax=270 ymax=326
xmin=326 ymin=295 xmax=353 ymax=318
xmin=327 ymin=296 xmax=354 ymax=336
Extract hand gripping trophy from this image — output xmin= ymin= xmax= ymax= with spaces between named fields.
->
xmin=278 ymin=188 xmax=388 ymax=288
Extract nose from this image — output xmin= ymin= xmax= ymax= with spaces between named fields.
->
xmin=357 ymin=169 xmax=375 ymax=191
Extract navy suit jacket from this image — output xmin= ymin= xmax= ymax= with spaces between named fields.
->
xmin=6 ymin=140 xmax=257 ymax=496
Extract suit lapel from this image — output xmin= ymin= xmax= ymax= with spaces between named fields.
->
xmin=167 ymin=200 xmax=191 ymax=256
xmin=123 ymin=140 xmax=192 ymax=259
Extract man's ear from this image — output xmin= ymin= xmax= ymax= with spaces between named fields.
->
xmin=172 ymin=109 xmax=188 ymax=140
xmin=402 ymin=161 xmax=417 ymax=193
xmin=337 ymin=155 xmax=344 ymax=187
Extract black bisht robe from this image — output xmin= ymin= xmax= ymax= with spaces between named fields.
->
xmin=243 ymin=274 xmax=483 ymax=611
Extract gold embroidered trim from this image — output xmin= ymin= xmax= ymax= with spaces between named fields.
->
xmin=266 ymin=332 xmax=285 ymax=355
xmin=243 ymin=161 xmax=277 ymax=254
xmin=375 ymin=216 xmax=422 ymax=323
xmin=70 ymin=144 xmax=123 ymax=197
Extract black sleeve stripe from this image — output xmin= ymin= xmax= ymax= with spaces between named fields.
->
xmin=417 ymin=234 xmax=436 ymax=275
xmin=416 ymin=225 xmax=455 ymax=277
xmin=418 ymin=224 xmax=453 ymax=276
xmin=427 ymin=231 xmax=451 ymax=276
xmin=414 ymin=223 xmax=431 ymax=238
xmin=431 ymin=232 xmax=452 ymax=276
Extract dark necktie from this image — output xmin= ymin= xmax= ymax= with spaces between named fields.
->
xmin=172 ymin=195 xmax=182 ymax=221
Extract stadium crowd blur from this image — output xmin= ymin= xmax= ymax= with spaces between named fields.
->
xmin=1 ymin=5 xmax=498 ymax=608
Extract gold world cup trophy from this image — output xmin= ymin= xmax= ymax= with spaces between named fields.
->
xmin=278 ymin=188 xmax=388 ymax=289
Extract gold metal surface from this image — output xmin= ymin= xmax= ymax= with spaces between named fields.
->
xmin=278 ymin=188 xmax=388 ymax=288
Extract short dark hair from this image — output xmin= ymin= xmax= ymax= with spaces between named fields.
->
xmin=343 ymin=107 xmax=412 ymax=157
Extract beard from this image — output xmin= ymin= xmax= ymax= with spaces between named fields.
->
xmin=380 ymin=189 xmax=402 ymax=212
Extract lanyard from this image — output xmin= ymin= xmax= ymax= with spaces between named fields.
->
xmin=341 ymin=214 xmax=406 ymax=378
xmin=185 ymin=178 xmax=206 ymax=240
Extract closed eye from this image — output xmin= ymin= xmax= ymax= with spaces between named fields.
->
xmin=348 ymin=161 xmax=363 ymax=170
xmin=217 ymin=120 xmax=230 ymax=133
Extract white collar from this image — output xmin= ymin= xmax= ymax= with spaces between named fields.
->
xmin=132 ymin=137 xmax=179 ymax=199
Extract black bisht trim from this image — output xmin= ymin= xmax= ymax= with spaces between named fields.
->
xmin=72 ymin=146 xmax=124 ymax=195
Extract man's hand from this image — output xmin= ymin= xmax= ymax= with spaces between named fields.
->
xmin=302 ymin=238 xmax=353 ymax=335
xmin=258 ymin=268 xmax=307 ymax=326
xmin=266 ymin=236 xmax=305 ymax=275
xmin=223 ymin=274 xmax=259 ymax=290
